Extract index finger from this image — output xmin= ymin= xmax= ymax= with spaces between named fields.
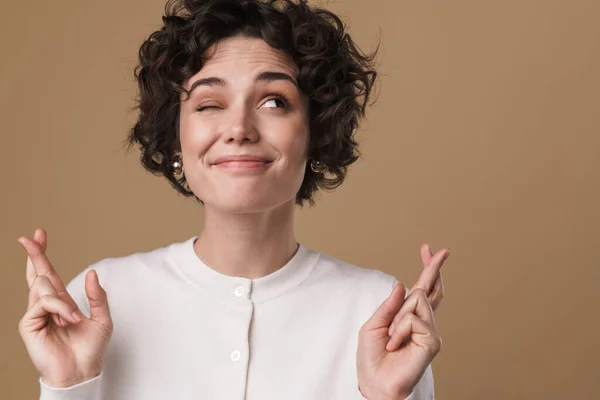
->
xmin=18 ymin=234 xmax=68 ymax=296
xmin=411 ymin=246 xmax=450 ymax=295
xmin=25 ymin=229 xmax=48 ymax=288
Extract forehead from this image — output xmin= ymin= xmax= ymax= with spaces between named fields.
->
xmin=184 ymin=36 xmax=298 ymax=90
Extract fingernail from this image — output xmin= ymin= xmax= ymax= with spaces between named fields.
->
xmin=388 ymin=323 xmax=395 ymax=337
xmin=386 ymin=339 xmax=394 ymax=352
xmin=58 ymin=316 xmax=66 ymax=325
xmin=72 ymin=311 xmax=83 ymax=322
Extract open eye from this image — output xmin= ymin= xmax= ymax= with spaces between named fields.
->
xmin=261 ymin=95 xmax=290 ymax=109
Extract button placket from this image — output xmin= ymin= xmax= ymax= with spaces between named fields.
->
xmin=232 ymin=281 xmax=252 ymax=300
xmin=228 ymin=283 xmax=251 ymax=370
xmin=230 ymin=350 xmax=241 ymax=362
xmin=233 ymin=285 xmax=245 ymax=298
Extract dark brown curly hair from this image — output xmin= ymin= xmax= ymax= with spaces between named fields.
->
xmin=126 ymin=0 xmax=378 ymax=206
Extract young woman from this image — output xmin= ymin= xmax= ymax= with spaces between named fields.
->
xmin=18 ymin=1 xmax=449 ymax=399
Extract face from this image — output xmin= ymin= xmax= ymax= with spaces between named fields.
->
xmin=179 ymin=36 xmax=310 ymax=214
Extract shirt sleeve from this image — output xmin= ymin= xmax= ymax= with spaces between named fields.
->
xmin=39 ymin=267 xmax=104 ymax=400
xmin=356 ymin=364 xmax=434 ymax=400
xmin=39 ymin=373 xmax=103 ymax=400
xmin=357 ymin=386 xmax=415 ymax=400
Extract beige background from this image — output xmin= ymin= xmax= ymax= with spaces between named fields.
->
xmin=2 ymin=0 xmax=599 ymax=398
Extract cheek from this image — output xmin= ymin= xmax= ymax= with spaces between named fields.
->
xmin=270 ymin=118 xmax=310 ymax=162
xmin=288 ymin=132 xmax=309 ymax=164
xmin=179 ymin=116 xmax=214 ymax=158
xmin=280 ymin=126 xmax=310 ymax=189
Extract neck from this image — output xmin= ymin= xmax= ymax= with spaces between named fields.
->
xmin=193 ymin=200 xmax=298 ymax=279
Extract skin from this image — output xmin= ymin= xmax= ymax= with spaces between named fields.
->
xmin=179 ymin=36 xmax=311 ymax=279
xmin=17 ymin=229 xmax=112 ymax=388
xmin=17 ymin=36 xmax=449 ymax=397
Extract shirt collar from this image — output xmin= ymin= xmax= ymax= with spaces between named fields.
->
xmin=172 ymin=236 xmax=320 ymax=304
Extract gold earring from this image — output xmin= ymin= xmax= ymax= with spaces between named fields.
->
xmin=310 ymin=159 xmax=327 ymax=173
xmin=171 ymin=153 xmax=192 ymax=192
xmin=172 ymin=154 xmax=184 ymax=179
xmin=172 ymin=153 xmax=191 ymax=192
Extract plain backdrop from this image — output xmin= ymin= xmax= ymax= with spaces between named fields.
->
xmin=1 ymin=0 xmax=599 ymax=399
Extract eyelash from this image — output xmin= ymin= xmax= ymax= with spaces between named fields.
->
xmin=196 ymin=94 xmax=291 ymax=112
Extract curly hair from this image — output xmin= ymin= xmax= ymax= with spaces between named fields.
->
xmin=126 ymin=0 xmax=378 ymax=206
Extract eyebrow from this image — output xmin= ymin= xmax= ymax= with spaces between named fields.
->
xmin=188 ymin=71 xmax=298 ymax=94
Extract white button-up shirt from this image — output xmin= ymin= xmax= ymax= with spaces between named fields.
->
xmin=39 ymin=236 xmax=434 ymax=399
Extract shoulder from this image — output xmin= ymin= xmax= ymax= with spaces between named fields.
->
xmin=316 ymin=251 xmax=398 ymax=287
xmin=83 ymin=237 xmax=190 ymax=276
xmin=65 ymin=237 xmax=195 ymax=303
xmin=307 ymin=247 xmax=404 ymax=307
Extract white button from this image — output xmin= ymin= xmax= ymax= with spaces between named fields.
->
xmin=230 ymin=350 xmax=241 ymax=362
xmin=234 ymin=286 xmax=245 ymax=297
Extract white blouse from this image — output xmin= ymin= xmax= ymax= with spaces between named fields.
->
xmin=39 ymin=237 xmax=434 ymax=399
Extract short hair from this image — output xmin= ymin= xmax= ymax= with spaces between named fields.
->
xmin=126 ymin=0 xmax=378 ymax=206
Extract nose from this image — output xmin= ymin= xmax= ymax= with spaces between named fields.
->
xmin=224 ymin=103 xmax=259 ymax=144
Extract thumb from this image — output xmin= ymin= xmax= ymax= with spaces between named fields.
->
xmin=363 ymin=282 xmax=406 ymax=330
xmin=85 ymin=269 xmax=112 ymax=328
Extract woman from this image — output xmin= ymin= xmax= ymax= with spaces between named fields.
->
xmin=18 ymin=0 xmax=449 ymax=399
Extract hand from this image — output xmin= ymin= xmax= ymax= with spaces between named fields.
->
xmin=357 ymin=245 xmax=450 ymax=400
xmin=17 ymin=228 xmax=113 ymax=388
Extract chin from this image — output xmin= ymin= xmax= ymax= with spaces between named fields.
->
xmin=206 ymin=190 xmax=294 ymax=215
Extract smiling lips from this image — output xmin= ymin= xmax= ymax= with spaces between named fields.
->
xmin=212 ymin=155 xmax=272 ymax=169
